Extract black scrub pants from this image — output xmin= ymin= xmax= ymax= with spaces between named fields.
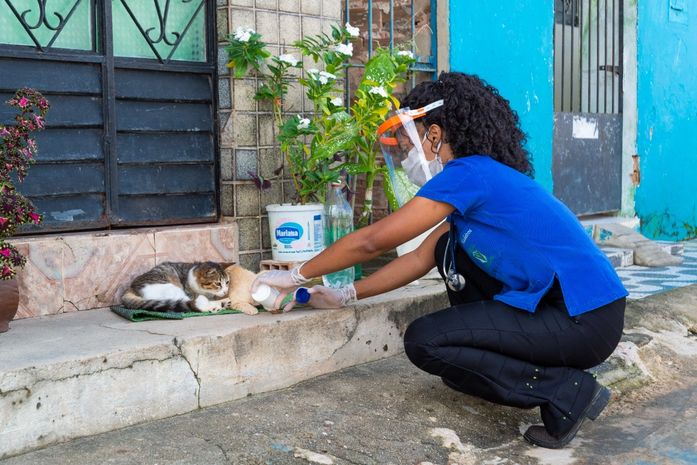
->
xmin=403 ymin=233 xmax=626 ymax=436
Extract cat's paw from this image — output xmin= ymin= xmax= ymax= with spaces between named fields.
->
xmin=235 ymin=302 xmax=259 ymax=315
xmin=208 ymin=299 xmax=231 ymax=313
xmin=194 ymin=295 xmax=212 ymax=312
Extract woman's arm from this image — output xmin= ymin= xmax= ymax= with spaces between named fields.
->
xmin=299 ymin=196 xmax=454 ymax=279
xmin=353 ymin=221 xmax=449 ymax=299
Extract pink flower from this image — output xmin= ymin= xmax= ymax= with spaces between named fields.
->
xmin=0 ymin=248 xmax=10 ymax=258
xmin=33 ymin=115 xmax=44 ymax=128
xmin=1 ymin=266 xmax=12 ymax=278
xmin=18 ymin=97 xmax=29 ymax=108
xmin=28 ymin=212 xmax=40 ymax=224
xmin=0 ymin=217 xmax=7 ymax=227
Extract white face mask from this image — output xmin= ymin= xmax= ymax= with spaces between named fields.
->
xmin=402 ymin=133 xmax=443 ymax=186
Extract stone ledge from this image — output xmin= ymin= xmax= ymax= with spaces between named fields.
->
xmin=601 ymin=241 xmax=683 ymax=269
xmin=9 ymin=223 xmax=239 ymax=319
xmin=0 ymin=283 xmax=449 ymax=459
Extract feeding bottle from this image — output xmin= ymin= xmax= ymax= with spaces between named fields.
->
xmin=322 ymin=181 xmax=355 ymax=288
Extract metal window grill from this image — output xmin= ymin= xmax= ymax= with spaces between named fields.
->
xmin=0 ymin=0 xmax=96 ymax=51
xmin=0 ymin=1 xmax=219 ymax=233
xmin=344 ymin=0 xmax=438 ymax=101
xmin=554 ymin=0 xmax=623 ymax=114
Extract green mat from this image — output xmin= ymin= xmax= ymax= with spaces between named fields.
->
xmin=111 ymin=305 xmax=263 ymax=322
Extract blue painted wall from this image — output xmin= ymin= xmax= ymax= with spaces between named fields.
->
xmin=636 ymin=0 xmax=697 ymax=240
xmin=449 ymin=1 xmax=555 ymax=191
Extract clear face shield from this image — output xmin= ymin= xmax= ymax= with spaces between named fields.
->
xmin=378 ymin=100 xmax=445 ymax=205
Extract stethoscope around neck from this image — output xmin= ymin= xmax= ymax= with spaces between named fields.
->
xmin=443 ymin=223 xmax=466 ymax=292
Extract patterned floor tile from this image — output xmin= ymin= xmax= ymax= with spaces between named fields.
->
xmin=616 ymin=240 xmax=697 ymax=299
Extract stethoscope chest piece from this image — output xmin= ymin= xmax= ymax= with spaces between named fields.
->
xmin=444 ymin=224 xmax=466 ymax=292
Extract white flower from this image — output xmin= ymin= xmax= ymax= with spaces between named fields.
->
xmin=330 ymin=97 xmax=343 ymax=107
xmin=345 ymin=22 xmax=360 ymax=38
xmin=307 ymin=68 xmax=320 ymax=75
xmin=369 ymin=86 xmax=388 ymax=98
xmin=278 ymin=54 xmax=299 ymax=66
xmin=233 ymin=26 xmax=255 ymax=42
xmin=397 ymin=50 xmax=414 ymax=60
xmin=333 ymin=42 xmax=353 ymax=57
xmin=297 ymin=117 xmax=311 ymax=130
xmin=317 ymin=71 xmax=336 ymax=85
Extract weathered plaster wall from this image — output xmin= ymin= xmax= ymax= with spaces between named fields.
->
xmin=449 ymin=1 xmax=555 ymax=191
xmin=636 ymin=0 xmax=697 ymax=240
xmin=621 ymin=0 xmax=638 ymax=216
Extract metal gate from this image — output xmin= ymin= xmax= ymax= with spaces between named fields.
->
xmin=552 ymin=0 xmax=623 ymax=215
xmin=0 ymin=0 xmax=218 ymax=233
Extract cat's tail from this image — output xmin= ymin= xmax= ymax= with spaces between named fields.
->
xmin=121 ymin=289 xmax=197 ymax=313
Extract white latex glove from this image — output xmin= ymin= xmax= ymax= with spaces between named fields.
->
xmin=251 ymin=265 xmax=310 ymax=293
xmin=282 ymin=283 xmax=357 ymax=313
xmin=251 ymin=265 xmax=311 ymax=311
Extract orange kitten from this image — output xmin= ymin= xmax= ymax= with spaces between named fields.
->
xmin=222 ymin=264 xmax=260 ymax=315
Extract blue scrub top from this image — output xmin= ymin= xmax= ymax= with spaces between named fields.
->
xmin=416 ymin=155 xmax=627 ymax=317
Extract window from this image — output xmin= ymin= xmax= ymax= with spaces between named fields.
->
xmin=554 ymin=0 xmax=623 ymax=114
xmin=0 ymin=1 xmax=217 ymax=233
xmin=345 ymin=0 xmax=438 ymax=101
xmin=0 ymin=0 xmax=95 ymax=51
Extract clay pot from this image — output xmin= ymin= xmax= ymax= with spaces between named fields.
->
xmin=0 ymin=278 xmax=19 ymax=333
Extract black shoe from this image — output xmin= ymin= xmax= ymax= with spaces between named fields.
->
xmin=523 ymin=383 xmax=611 ymax=449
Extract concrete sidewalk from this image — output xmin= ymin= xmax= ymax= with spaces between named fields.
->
xmin=2 ymin=285 xmax=697 ymax=464
xmin=2 ymin=278 xmax=697 ymax=462
xmin=0 ymin=281 xmax=448 ymax=459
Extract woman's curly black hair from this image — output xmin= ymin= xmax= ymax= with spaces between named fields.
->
xmin=400 ymin=72 xmax=533 ymax=176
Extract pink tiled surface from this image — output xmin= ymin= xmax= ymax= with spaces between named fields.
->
xmin=12 ymin=238 xmax=64 ymax=319
xmin=62 ymin=233 xmax=156 ymax=312
xmin=9 ymin=223 xmax=239 ymax=320
xmin=154 ymin=223 xmax=239 ymax=264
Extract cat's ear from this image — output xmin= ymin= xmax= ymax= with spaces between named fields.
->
xmin=220 ymin=261 xmax=237 ymax=269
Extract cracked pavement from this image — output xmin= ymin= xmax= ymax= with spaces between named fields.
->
xmin=3 ymin=343 xmax=697 ymax=465
xmin=3 ymin=283 xmax=697 ymax=464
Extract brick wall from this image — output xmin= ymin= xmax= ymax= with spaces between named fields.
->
xmin=216 ymin=0 xmax=344 ymax=271
xmin=216 ymin=0 xmax=443 ymax=266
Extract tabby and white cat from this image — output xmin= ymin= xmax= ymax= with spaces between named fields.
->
xmin=121 ymin=262 xmax=231 ymax=313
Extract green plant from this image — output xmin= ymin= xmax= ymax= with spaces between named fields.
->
xmin=344 ymin=49 xmax=414 ymax=226
xmin=226 ymin=23 xmax=415 ymax=212
xmin=0 ymin=89 xmax=48 ymax=279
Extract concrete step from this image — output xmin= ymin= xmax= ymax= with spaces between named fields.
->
xmin=0 ymin=284 xmax=448 ymax=459
xmin=601 ymin=247 xmax=635 ymax=268
xmin=657 ymin=240 xmax=685 ymax=257
xmin=601 ymin=241 xmax=684 ymax=269
xmin=3 ymin=249 xmax=691 ymax=459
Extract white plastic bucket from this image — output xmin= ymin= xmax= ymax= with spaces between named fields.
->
xmin=266 ymin=203 xmax=325 ymax=262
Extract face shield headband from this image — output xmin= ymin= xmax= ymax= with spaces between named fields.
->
xmin=377 ymin=99 xmax=445 ymax=191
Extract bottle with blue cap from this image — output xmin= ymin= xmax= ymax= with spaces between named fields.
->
xmin=278 ymin=286 xmax=312 ymax=309
xmin=294 ymin=287 xmax=311 ymax=305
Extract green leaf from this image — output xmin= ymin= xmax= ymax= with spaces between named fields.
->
xmin=358 ymin=50 xmax=398 ymax=92
xmin=380 ymin=167 xmax=401 ymax=212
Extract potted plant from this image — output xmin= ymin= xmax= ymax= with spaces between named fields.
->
xmin=226 ymin=24 xmax=415 ymax=261
xmin=0 ymin=88 xmax=48 ymax=332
